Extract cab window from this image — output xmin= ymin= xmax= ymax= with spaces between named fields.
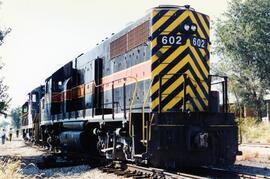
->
xmin=23 ymin=106 xmax=28 ymax=113
xmin=32 ymin=94 xmax=37 ymax=102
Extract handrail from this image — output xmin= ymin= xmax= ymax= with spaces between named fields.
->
xmin=209 ymin=75 xmax=229 ymax=113
xmin=93 ymin=76 xmax=138 ymax=129
xmin=50 ymin=76 xmax=138 ymax=122
xmin=142 ymin=77 xmax=154 ymax=145
xmin=148 ymin=114 xmax=155 ymax=141
xmin=128 ymin=77 xmax=138 ymax=137
xmin=92 ymin=76 xmax=138 ymax=137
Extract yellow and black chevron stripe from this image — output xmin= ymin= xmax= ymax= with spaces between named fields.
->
xmin=150 ymin=8 xmax=210 ymax=112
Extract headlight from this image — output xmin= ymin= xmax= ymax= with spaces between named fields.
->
xmin=184 ymin=24 xmax=190 ymax=31
xmin=191 ymin=24 xmax=197 ymax=32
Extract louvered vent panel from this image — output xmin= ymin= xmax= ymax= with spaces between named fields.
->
xmin=127 ymin=21 xmax=149 ymax=50
xmin=110 ymin=34 xmax=127 ymax=59
xmin=110 ymin=21 xmax=149 ymax=59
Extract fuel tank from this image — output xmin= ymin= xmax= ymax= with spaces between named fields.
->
xmin=59 ymin=131 xmax=89 ymax=152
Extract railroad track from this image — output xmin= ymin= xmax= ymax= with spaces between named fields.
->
xmin=196 ymin=166 xmax=270 ymax=179
xmin=99 ymin=162 xmax=206 ymax=179
xmin=99 ymin=161 xmax=270 ymax=179
xmin=24 ymin=141 xmax=270 ymax=178
xmin=241 ymin=143 xmax=270 ymax=148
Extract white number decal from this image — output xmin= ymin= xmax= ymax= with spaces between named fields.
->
xmin=160 ymin=35 xmax=182 ymax=45
xmin=162 ymin=36 xmax=168 ymax=44
xmin=201 ymin=40 xmax=205 ymax=48
xmin=192 ymin=37 xmax=206 ymax=49
xmin=198 ymin=39 xmax=201 ymax=46
xmin=169 ymin=36 xmax=175 ymax=44
xmin=192 ymin=38 xmax=197 ymax=46
xmin=176 ymin=36 xmax=182 ymax=44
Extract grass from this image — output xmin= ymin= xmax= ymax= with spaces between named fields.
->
xmin=240 ymin=151 xmax=259 ymax=161
xmin=0 ymin=159 xmax=23 ymax=179
xmin=239 ymin=117 xmax=270 ymax=144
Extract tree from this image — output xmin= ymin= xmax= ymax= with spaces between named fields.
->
xmin=0 ymin=119 xmax=9 ymax=128
xmin=10 ymin=107 xmax=21 ymax=129
xmin=0 ymin=61 xmax=11 ymax=114
xmin=214 ymin=0 xmax=270 ymax=120
xmin=0 ymin=3 xmax=12 ymax=115
xmin=0 ymin=28 xmax=11 ymax=46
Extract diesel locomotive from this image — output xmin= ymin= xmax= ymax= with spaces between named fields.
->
xmin=21 ymin=5 xmax=239 ymax=169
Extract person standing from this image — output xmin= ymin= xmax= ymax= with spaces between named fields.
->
xmin=1 ymin=129 xmax=6 ymax=144
xmin=16 ymin=129 xmax=19 ymax=138
xmin=9 ymin=128 xmax=13 ymax=141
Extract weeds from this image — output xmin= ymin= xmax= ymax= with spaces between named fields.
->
xmin=0 ymin=159 xmax=22 ymax=179
xmin=239 ymin=118 xmax=270 ymax=144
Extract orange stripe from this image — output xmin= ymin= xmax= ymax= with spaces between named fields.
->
xmin=102 ymin=60 xmax=151 ymax=90
xmin=22 ymin=113 xmax=28 ymax=117
xmin=49 ymin=61 xmax=152 ymax=103
xmin=51 ymin=85 xmax=85 ymax=103
xmin=72 ymin=85 xmax=85 ymax=99
xmin=63 ymin=90 xmax=72 ymax=101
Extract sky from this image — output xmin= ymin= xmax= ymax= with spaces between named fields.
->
xmin=0 ymin=0 xmax=229 ymax=111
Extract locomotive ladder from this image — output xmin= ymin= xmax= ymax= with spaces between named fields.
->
xmin=141 ymin=73 xmax=188 ymax=146
xmin=141 ymin=78 xmax=154 ymax=146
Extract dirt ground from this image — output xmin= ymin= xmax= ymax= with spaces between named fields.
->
xmin=0 ymin=137 xmax=45 ymax=158
xmin=239 ymin=144 xmax=270 ymax=157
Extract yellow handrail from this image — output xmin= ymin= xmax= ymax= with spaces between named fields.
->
xmin=128 ymin=77 xmax=138 ymax=137
xmin=142 ymin=78 xmax=154 ymax=145
xmin=148 ymin=114 xmax=154 ymax=141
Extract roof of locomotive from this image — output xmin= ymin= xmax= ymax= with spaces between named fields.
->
xmin=151 ymin=5 xmax=209 ymax=17
xmin=27 ymin=86 xmax=44 ymax=100
xmin=75 ymin=5 xmax=209 ymax=67
xmin=75 ymin=10 xmax=151 ymax=68
xmin=22 ymin=101 xmax=28 ymax=107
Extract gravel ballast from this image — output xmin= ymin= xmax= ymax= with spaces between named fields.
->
xmin=0 ymin=138 xmax=123 ymax=178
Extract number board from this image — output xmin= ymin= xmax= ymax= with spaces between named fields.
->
xmin=157 ymin=35 xmax=208 ymax=49
xmin=190 ymin=36 xmax=208 ymax=49
xmin=157 ymin=35 xmax=187 ymax=46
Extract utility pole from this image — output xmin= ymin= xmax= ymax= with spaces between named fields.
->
xmin=264 ymin=94 xmax=270 ymax=122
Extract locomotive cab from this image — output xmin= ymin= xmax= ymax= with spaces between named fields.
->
xmin=21 ymin=86 xmax=45 ymax=143
xmin=21 ymin=102 xmax=29 ymax=139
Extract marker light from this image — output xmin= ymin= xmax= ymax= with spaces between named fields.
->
xmin=191 ymin=24 xmax=197 ymax=32
xmin=184 ymin=24 xmax=190 ymax=31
